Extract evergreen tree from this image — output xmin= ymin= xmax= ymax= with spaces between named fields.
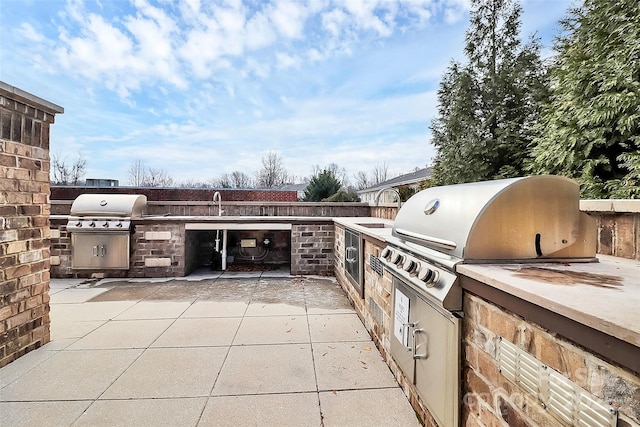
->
xmin=529 ymin=0 xmax=640 ymax=198
xmin=303 ymin=169 xmax=342 ymax=202
xmin=430 ymin=0 xmax=548 ymax=185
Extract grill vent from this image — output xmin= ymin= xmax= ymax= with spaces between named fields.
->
xmin=369 ymin=297 xmax=384 ymax=327
xmin=370 ymin=255 xmax=384 ymax=276
xmin=496 ymin=337 xmax=616 ymax=427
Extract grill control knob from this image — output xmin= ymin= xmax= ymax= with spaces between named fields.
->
xmin=89 ymin=221 xmax=96 ymax=228
xmin=395 ymin=254 xmax=405 ymax=266
xmin=102 ymin=221 xmax=109 ymax=228
xmin=380 ymin=247 xmax=391 ymax=259
xmin=116 ymin=222 xmax=123 ymax=228
xmin=403 ymin=258 xmax=416 ymax=273
xmin=418 ymin=267 xmax=439 ymax=288
xmin=75 ymin=221 xmax=82 ymax=227
xmin=389 ymin=251 xmax=401 ymax=264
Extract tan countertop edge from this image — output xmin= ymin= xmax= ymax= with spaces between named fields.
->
xmin=457 ymin=255 xmax=640 ymax=347
xmin=333 ymin=217 xmax=394 ymax=242
xmin=580 ymin=199 xmax=640 ymax=212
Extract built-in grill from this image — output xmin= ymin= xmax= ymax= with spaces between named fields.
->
xmin=66 ymin=194 xmax=147 ymax=270
xmin=378 ymin=175 xmax=596 ymax=427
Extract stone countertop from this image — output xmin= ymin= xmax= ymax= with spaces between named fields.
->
xmin=332 ymin=217 xmax=394 ymax=242
xmin=457 ymin=255 xmax=640 ymax=347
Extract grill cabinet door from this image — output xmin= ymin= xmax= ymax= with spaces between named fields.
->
xmin=391 ymin=277 xmax=461 ymax=427
xmin=391 ymin=280 xmax=416 ymax=382
xmin=412 ymin=294 xmax=460 ymax=427
xmin=71 ymin=233 xmax=130 ymax=269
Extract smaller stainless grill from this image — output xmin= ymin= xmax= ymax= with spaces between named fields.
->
xmin=66 ymin=194 xmax=147 ymax=270
xmin=66 ymin=194 xmax=147 ymax=232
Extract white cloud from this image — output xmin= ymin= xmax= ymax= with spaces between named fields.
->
xmin=275 ymin=52 xmax=299 ymax=69
xmin=18 ymin=23 xmax=46 ymax=42
xmin=268 ymin=0 xmax=309 ymax=39
xmin=245 ymin=11 xmax=276 ymax=50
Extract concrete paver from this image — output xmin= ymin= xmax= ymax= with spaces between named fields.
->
xmin=234 ymin=315 xmax=310 ymax=345
xmin=308 ymin=313 xmax=372 ymax=342
xmin=0 ymin=274 xmax=421 ymax=426
xmin=101 ymin=347 xmax=227 ymax=399
xmin=200 ymin=393 xmax=321 ymax=427
xmin=319 ymin=388 xmax=421 ymax=427
xmin=67 ymin=319 xmax=173 ymax=350
xmin=313 ymin=341 xmax=399 ymax=391
xmin=212 ymin=344 xmax=317 ymax=395
xmin=151 ymin=317 xmax=241 ymax=347
xmin=74 ymin=398 xmax=207 ymax=427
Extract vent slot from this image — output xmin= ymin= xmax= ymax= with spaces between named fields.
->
xmin=370 ymin=255 xmax=384 ymax=276
xmin=369 ymin=297 xmax=384 ymax=327
xmin=496 ymin=337 xmax=616 ymax=427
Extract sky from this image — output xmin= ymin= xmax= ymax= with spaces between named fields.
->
xmin=0 ymin=0 xmax=573 ymax=186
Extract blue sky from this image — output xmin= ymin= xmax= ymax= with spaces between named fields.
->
xmin=0 ymin=0 xmax=572 ymax=186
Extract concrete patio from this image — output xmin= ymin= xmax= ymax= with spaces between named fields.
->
xmin=0 ymin=272 xmax=420 ymax=426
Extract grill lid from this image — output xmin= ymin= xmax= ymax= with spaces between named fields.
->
xmin=392 ymin=176 xmax=596 ymax=261
xmin=70 ymin=194 xmax=147 ymax=218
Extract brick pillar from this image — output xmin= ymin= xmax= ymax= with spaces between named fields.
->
xmin=0 ymin=82 xmax=63 ymax=367
xmin=291 ymin=223 xmax=334 ymax=275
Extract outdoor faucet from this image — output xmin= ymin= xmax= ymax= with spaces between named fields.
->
xmin=213 ymin=191 xmax=223 ymax=216
xmin=374 ymin=187 xmax=402 ymax=209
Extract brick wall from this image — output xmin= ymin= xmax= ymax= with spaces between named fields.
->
xmin=51 ymin=186 xmax=298 ymax=202
xmin=463 ymin=292 xmax=640 ymax=427
xmin=0 ymin=82 xmax=62 ymax=367
xmin=130 ymin=223 xmax=185 ymax=277
xmin=290 ymin=223 xmax=334 ymax=275
xmin=51 ymin=200 xmax=371 ymax=217
xmin=49 ymin=223 xmax=70 ymax=278
xmin=49 ymin=220 xmax=186 ymax=278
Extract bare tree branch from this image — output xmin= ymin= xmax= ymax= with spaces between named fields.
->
xmin=256 ymin=151 xmax=290 ymax=188
xmin=51 ymin=153 xmax=87 ymax=185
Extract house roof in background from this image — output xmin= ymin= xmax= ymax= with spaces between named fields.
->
xmin=279 ymin=183 xmax=308 ymax=192
xmin=358 ymin=167 xmax=432 ymax=193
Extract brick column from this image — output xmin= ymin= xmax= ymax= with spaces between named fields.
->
xmin=291 ymin=223 xmax=334 ymax=275
xmin=0 ymin=82 xmax=63 ymax=367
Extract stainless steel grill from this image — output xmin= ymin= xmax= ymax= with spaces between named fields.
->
xmin=66 ymin=194 xmax=147 ymax=269
xmin=378 ymin=175 xmax=597 ymax=427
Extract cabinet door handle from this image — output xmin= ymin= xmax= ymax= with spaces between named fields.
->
xmin=403 ymin=322 xmax=415 ymax=349
xmin=413 ymin=328 xmax=427 ymax=359
xmin=92 ymin=245 xmax=99 ymax=257
xmin=346 ymin=246 xmax=357 ymax=263
xmin=100 ymin=245 xmax=106 ymax=257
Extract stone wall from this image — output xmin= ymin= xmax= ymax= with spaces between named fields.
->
xmin=0 ymin=82 xmax=62 ymax=367
xmin=51 ymin=186 xmax=298 ymax=202
xmin=51 ymin=200 xmax=371 ymax=217
xmin=130 ymin=223 xmax=185 ymax=277
xmin=463 ymin=291 xmax=640 ymax=427
xmin=291 ymin=223 xmax=334 ymax=276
